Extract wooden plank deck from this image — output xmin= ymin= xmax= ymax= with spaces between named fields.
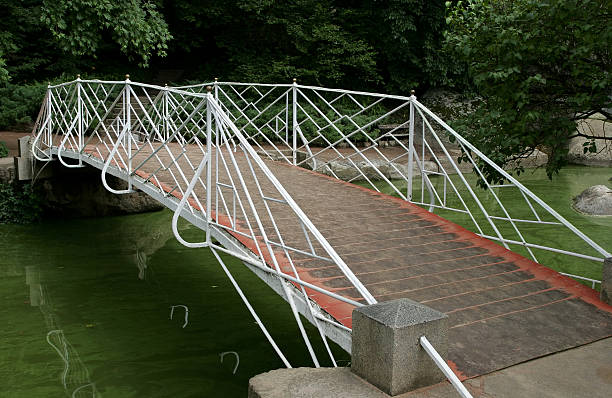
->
xmin=84 ymin=141 xmax=612 ymax=379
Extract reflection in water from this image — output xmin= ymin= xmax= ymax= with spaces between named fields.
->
xmin=121 ymin=216 xmax=178 ymax=281
xmin=135 ymin=250 xmax=148 ymax=280
xmin=26 ymin=266 xmax=99 ymax=397
xmin=219 ymin=351 xmax=240 ymax=375
xmin=1 ymin=210 xmax=352 ymax=396
xmin=72 ymin=383 xmax=98 ymax=398
xmin=169 ymin=305 xmax=189 ymax=328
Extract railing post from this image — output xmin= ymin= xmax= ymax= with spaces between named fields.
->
xmin=46 ymin=83 xmax=53 ymax=149
xmin=164 ymin=84 xmax=169 ymax=142
xmin=213 ymin=78 xmax=220 ymax=220
xmin=292 ymin=78 xmax=298 ymax=166
xmin=601 ymin=257 xmax=612 ymax=305
xmin=125 ymin=74 xmax=132 ymax=190
xmin=76 ymin=74 xmax=83 ymax=165
xmin=407 ymin=89 xmax=416 ymax=201
xmin=206 ymin=86 xmax=213 ymax=243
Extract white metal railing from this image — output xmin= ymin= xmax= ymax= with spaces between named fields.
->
xmin=176 ymin=81 xmax=610 ymax=286
xmin=31 ymin=78 xmax=611 ymax=397
xmin=31 ymin=77 xmax=376 ymax=371
xmin=420 ymin=336 xmax=473 ymax=398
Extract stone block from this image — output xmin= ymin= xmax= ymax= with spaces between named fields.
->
xmin=601 ymin=258 xmax=612 ymax=305
xmin=351 ymin=298 xmax=448 ymax=396
xmin=18 ymin=136 xmax=31 ymax=159
xmin=15 ymin=156 xmax=33 ymax=180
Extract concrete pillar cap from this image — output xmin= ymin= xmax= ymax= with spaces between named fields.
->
xmin=354 ymin=298 xmax=447 ymax=328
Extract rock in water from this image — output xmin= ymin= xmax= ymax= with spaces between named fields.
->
xmin=572 ymin=185 xmax=612 ymax=216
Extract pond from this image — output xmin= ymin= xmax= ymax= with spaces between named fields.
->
xmin=0 ymin=211 xmax=348 ymax=397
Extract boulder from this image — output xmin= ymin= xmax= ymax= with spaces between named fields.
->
xmin=572 ymin=185 xmax=612 ymax=216
xmin=568 ymin=114 xmax=612 ymax=167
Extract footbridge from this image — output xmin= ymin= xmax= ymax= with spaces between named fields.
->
xmin=31 ymin=77 xmax=612 ymax=395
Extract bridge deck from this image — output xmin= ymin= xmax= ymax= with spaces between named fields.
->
xmin=86 ymin=142 xmax=612 ymax=379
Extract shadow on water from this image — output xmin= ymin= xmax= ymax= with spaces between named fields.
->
xmin=0 ymin=210 xmax=349 ymax=397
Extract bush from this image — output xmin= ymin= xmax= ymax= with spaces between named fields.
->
xmin=0 ymin=82 xmax=47 ymax=130
xmin=0 ymin=182 xmax=43 ymax=224
xmin=0 ymin=142 xmax=8 ymax=158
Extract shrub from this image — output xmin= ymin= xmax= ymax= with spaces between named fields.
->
xmin=0 ymin=182 xmax=43 ymax=224
xmin=0 ymin=142 xmax=8 ymax=158
xmin=0 ymin=82 xmax=47 ymax=130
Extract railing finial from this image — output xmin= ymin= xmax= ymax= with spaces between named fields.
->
xmin=293 ymin=78 xmax=297 ymax=83
xmin=206 ymin=85 xmax=213 ymax=92
xmin=125 ymin=74 xmax=130 ymax=81
xmin=214 ymin=77 xmax=218 ymax=82
xmin=410 ymin=89 xmax=416 ymax=97
xmin=76 ymin=74 xmax=81 ymax=80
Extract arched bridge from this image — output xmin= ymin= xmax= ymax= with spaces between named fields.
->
xmin=31 ymin=77 xmax=612 ymax=394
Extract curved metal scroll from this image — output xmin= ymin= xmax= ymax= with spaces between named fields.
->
xmin=171 ymin=151 xmax=210 ymax=248
xmin=57 ymin=118 xmax=84 ymax=168
xmin=101 ymin=124 xmax=135 ymax=194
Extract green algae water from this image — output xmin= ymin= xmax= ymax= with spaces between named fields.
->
xmin=0 ymin=211 xmax=348 ymax=398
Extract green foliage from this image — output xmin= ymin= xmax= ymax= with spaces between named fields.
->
xmin=365 ymin=0 xmax=447 ymax=91
xmin=165 ymin=1 xmax=447 ymax=90
xmin=0 ymin=142 xmax=8 ymax=158
xmin=41 ymin=0 xmax=171 ymax=68
xmin=0 ymin=82 xmax=47 ymax=130
xmin=0 ymin=182 xmax=43 ymax=224
xmin=444 ymin=0 xmax=612 ymax=181
xmin=169 ymin=1 xmax=381 ymax=87
xmin=0 ymin=55 xmax=8 ymax=84
xmin=0 ymin=0 xmax=87 ymax=83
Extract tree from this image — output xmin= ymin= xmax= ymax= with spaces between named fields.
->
xmin=444 ymin=0 xmax=612 ymax=180
xmin=41 ymin=0 xmax=172 ymax=68
xmin=0 ymin=0 xmax=66 ymax=83
xmin=165 ymin=0 xmax=381 ymax=87
xmin=361 ymin=0 xmax=447 ymax=91
xmin=0 ymin=0 xmax=173 ymax=129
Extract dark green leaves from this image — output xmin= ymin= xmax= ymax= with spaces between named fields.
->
xmin=41 ymin=0 xmax=171 ymax=67
xmin=444 ymin=0 xmax=612 ymax=180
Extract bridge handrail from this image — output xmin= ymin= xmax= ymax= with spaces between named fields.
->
xmin=30 ymin=78 xmax=611 ymax=378
xmin=412 ymin=98 xmax=611 ymax=259
xmin=207 ymin=95 xmax=377 ymax=304
xmin=420 ymin=336 xmax=474 ymax=398
xmin=190 ymin=81 xmax=610 ymax=287
xmin=33 ymin=79 xmax=611 ymax=279
xmin=32 ymin=78 xmax=382 ymax=369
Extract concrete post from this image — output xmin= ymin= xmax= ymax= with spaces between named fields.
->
xmin=351 ymin=298 xmax=448 ymax=396
xmin=15 ymin=136 xmax=33 ymax=180
xmin=600 ymin=257 xmax=612 ymax=305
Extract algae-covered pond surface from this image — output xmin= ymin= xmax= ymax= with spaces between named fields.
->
xmin=0 ymin=211 xmax=347 ymax=397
